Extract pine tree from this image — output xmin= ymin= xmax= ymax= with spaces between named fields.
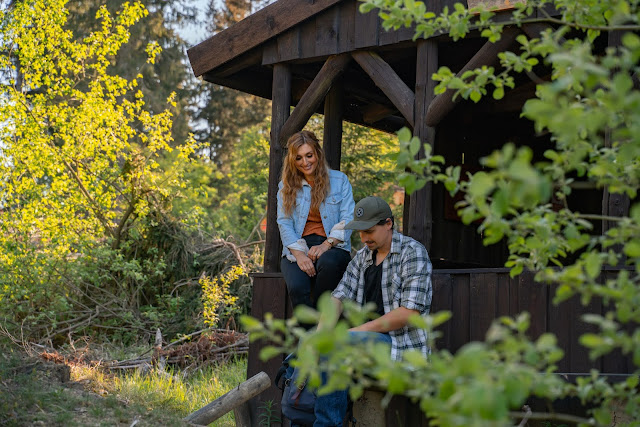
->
xmin=192 ymin=0 xmax=270 ymax=166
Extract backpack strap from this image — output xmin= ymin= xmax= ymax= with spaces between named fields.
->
xmin=274 ymin=352 xmax=296 ymax=390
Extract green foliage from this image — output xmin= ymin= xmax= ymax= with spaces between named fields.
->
xmin=0 ymin=0 xmax=247 ymax=343
xmin=201 ymin=265 xmax=244 ymax=328
xmin=258 ymin=399 xmax=282 ymax=427
xmin=244 ymin=0 xmax=640 ymax=425
xmin=211 ymin=124 xmax=270 ymax=241
xmin=194 ymin=0 xmax=270 ymax=165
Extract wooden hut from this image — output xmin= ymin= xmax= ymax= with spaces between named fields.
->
xmin=187 ymin=0 xmax=631 ymax=423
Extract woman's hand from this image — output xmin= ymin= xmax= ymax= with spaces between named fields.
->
xmin=307 ymin=243 xmax=329 ymax=262
xmin=294 ymin=252 xmax=316 ymax=277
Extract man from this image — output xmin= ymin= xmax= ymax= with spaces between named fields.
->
xmin=314 ymin=196 xmax=433 ymax=427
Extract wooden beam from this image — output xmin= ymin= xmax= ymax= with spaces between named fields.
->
xmin=183 ymin=372 xmax=270 ymax=425
xmin=425 ymin=26 xmax=520 ymax=127
xmin=278 ymin=54 xmax=351 ymax=146
xmin=602 ymin=29 xmax=630 ymax=239
xmin=521 ymin=22 xmax=555 ymax=40
xmin=264 ymin=64 xmax=291 ymax=273
xmin=202 ymin=71 xmax=273 ymax=100
xmin=215 ymin=49 xmax=264 ymax=78
xmin=323 ymin=77 xmax=344 ymax=170
xmin=187 ymin=0 xmax=343 ymax=76
xmin=352 ymin=51 xmax=415 ymax=127
xmin=406 ymin=39 xmax=438 ymax=249
xmin=482 ymin=79 xmax=541 ymax=113
xmin=362 ymin=103 xmax=398 ymax=124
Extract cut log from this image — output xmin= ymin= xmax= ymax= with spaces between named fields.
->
xmin=233 ymin=401 xmax=252 ymax=427
xmin=183 ymin=371 xmax=271 ymax=425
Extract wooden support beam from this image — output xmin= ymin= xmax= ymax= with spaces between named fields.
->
xmin=264 ymin=64 xmax=291 ymax=273
xmin=482 ymin=78 xmax=542 ymax=113
xmin=521 ymin=22 xmax=555 ymax=40
xmin=352 ymin=51 xmax=415 ymax=127
xmin=406 ymin=39 xmax=438 ymax=249
xmin=215 ymin=49 xmax=263 ymax=78
xmin=602 ymin=29 xmax=630 ymax=239
xmin=362 ymin=103 xmax=398 ymax=124
xmin=183 ymin=371 xmax=270 ymax=425
xmin=323 ymin=77 xmax=344 ymax=170
xmin=425 ymin=26 xmax=520 ymax=127
xmin=278 ymin=54 xmax=351 ymax=146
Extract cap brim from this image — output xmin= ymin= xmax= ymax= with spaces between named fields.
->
xmin=344 ymin=219 xmax=379 ymax=230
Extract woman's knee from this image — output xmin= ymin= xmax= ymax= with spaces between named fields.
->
xmin=316 ymin=249 xmax=350 ymax=271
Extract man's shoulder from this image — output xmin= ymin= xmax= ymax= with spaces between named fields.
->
xmin=393 ymin=231 xmax=428 ymax=254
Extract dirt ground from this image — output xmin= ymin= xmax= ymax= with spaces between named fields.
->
xmin=0 ymin=346 xmax=188 ymax=427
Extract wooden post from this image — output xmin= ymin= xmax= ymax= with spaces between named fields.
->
xmin=406 ymin=39 xmax=438 ymax=249
xmin=264 ymin=64 xmax=291 ymax=273
xmin=323 ymin=77 xmax=344 ymax=170
xmin=183 ymin=372 xmax=270 ymax=426
xmin=602 ymin=30 xmax=630 ymax=239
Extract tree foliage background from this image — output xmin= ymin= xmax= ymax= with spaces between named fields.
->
xmin=0 ymin=0 xmax=403 ymax=345
xmin=245 ymin=0 xmax=640 ymax=426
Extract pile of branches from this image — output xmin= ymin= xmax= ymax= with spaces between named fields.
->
xmin=107 ymin=328 xmax=249 ymax=372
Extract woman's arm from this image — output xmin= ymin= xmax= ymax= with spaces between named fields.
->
xmin=327 ymin=174 xmax=355 ymax=243
xmin=276 ymin=184 xmax=300 ymax=249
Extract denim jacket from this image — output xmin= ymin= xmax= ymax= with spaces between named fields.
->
xmin=277 ymin=169 xmax=354 ymax=258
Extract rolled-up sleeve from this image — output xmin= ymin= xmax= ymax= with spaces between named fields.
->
xmin=399 ymin=244 xmax=432 ymax=314
xmin=276 ymin=183 xmax=299 ymax=249
xmin=332 ymin=253 xmax=362 ymax=302
xmin=328 ymin=176 xmax=354 ymax=245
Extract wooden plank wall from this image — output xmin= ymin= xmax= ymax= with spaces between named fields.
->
xmin=246 ymin=273 xmax=292 ymax=423
xmin=260 ymin=0 xmax=513 ymax=66
xmin=250 ymin=270 xmax=632 ymax=382
xmin=261 ymin=0 xmax=415 ymax=65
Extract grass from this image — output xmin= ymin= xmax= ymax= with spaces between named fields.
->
xmin=0 ymin=340 xmax=248 ymax=426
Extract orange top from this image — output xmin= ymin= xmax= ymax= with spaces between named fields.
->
xmin=302 ymin=205 xmax=326 ymax=237
xmin=302 ymin=180 xmax=326 ymax=237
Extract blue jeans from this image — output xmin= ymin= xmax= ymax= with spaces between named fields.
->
xmin=281 ymin=234 xmax=351 ymax=309
xmin=313 ymin=331 xmax=392 ymax=427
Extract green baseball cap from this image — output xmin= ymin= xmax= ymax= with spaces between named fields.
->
xmin=345 ymin=196 xmax=393 ymax=230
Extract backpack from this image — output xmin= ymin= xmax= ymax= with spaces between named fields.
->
xmin=275 ymin=353 xmax=316 ymax=426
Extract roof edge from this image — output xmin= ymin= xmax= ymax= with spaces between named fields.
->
xmin=188 ymin=0 xmax=345 ymax=77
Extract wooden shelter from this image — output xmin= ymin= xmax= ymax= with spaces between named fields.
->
xmin=187 ymin=0 xmax=631 ymax=423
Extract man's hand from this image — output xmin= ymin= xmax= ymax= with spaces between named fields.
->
xmin=350 ymin=306 xmax=419 ymax=333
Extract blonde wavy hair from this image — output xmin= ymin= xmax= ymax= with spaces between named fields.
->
xmin=281 ymin=131 xmax=330 ymax=216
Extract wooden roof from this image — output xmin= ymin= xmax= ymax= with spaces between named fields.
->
xmin=186 ymin=0 xmax=544 ymax=132
xmin=187 ymin=0 xmax=446 ymax=131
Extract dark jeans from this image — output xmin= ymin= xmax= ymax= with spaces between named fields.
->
xmin=281 ymin=234 xmax=351 ymax=309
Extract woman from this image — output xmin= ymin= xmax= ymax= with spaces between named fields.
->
xmin=277 ymin=130 xmax=354 ymax=309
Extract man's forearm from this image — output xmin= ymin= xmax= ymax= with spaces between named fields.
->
xmin=350 ymin=306 xmax=418 ymax=333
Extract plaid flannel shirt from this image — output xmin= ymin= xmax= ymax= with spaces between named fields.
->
xmin=332 ymin=231 xmax=432 ymax=361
